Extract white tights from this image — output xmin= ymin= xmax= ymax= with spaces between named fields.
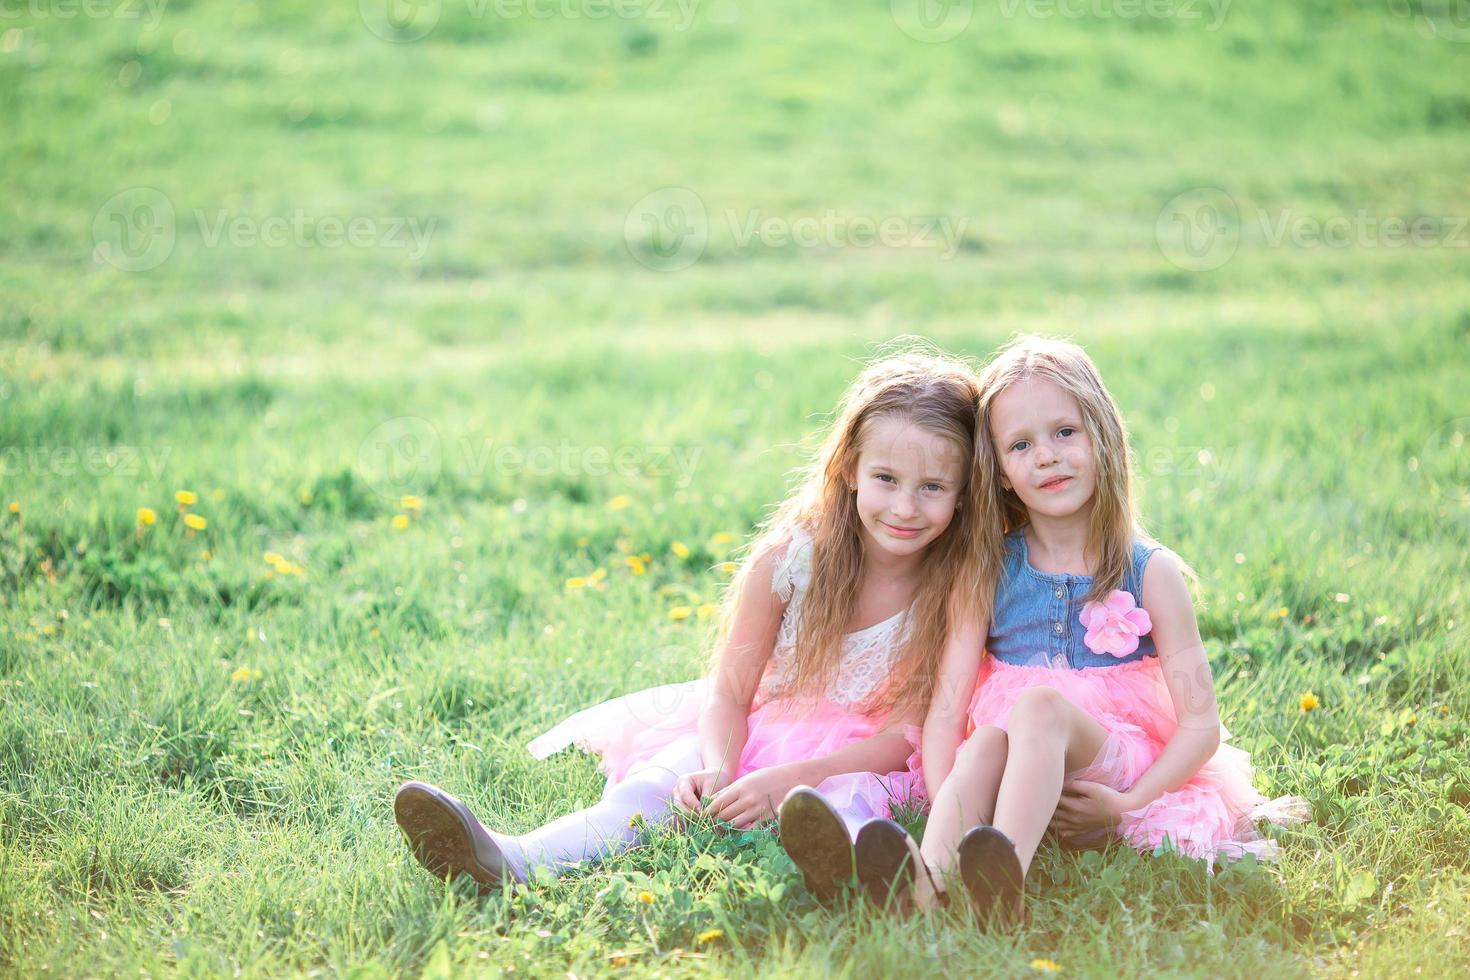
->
xmin=488 ymin=741 xmax=881 ymax=880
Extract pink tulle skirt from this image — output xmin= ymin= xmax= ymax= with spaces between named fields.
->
xmin=527 ymin=680 xmax=923 ymax=819
xmin=967 ymin=656 xmax=1309 ymax=864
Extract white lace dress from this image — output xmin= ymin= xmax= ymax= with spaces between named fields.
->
xmin=527 ymin=526 xmax=924 ymax=821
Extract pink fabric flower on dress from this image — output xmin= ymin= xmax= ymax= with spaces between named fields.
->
xmin=1080 ymin=590 xmax=1153 ymax=657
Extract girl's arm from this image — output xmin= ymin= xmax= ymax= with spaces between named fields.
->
xmin=786 ymin=724 xmax=916 ymax=787
xmin=672 ymin=541 xmax=788 ymax=810
xmin=705 ymin=720 xmax=917 ymax=829
xmin=1116 ymin=550 xmax=1221 ymax=809
xmin=921 ymin=614 xmax=986 ymax=799
xmin=705 ymin=608 xmax=987 ymax=829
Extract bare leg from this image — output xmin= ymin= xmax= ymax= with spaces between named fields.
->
xmin=990 ymin=687 xmax=1109 ymax=876
xmin=919 ymin=725 xmax=1009 ymax=894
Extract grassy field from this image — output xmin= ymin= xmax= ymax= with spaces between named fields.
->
xmin=3 ymin=0 xmax=1470 ymax=975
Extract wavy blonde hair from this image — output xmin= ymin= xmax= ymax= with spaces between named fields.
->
xmin=971 ymin=335 xmax=1145 ymax=608
xmin=714 ymin=344 xmax=984 ymax=719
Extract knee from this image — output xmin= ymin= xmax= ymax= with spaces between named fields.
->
xmin=953 ymin=725 xmax=1007 ymax=773
xmin=1006 ymin=686 xmax=1068 ymax=734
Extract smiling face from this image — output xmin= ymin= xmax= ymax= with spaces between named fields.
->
xmin=851 ymin=414 xmax=967 ymax=559
xmin=989 ymin=375 xmax=1097 ymax=522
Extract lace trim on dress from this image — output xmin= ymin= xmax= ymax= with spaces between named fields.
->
xmin=763 ymin=526 xmax=909 ymax=713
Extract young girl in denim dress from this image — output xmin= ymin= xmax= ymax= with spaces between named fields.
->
xmin=852 ymin=336 xmax=1306 ymax=924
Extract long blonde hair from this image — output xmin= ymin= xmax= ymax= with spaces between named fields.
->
xmin=715 ymin=346 xmax=984 ymax=719
xmin=972 ymin=335 xmax=1143 ymax=607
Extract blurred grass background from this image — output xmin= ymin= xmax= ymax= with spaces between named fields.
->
xmin=2 ymin=0 xmax=1469 ymax=976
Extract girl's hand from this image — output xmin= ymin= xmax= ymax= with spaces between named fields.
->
xmin=704 ymin=763 xmax=806 ymax=829
xmin=673 ymin=767 xmax=733 ymax=813
xmin=1049 ymin=779 xmax=1139 ymax=839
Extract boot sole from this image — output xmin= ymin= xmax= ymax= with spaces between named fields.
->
xmin=778 ymin=788 xmax=854 ymax=901
xmin=393 ymin=781 xmax=504 ymax=887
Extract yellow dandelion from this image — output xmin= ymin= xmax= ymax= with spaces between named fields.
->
xmin=697 ymin=603 xmax=717 ymax=620
xmin=299 ymin=490 xmax=313 ymax=505
xmin=1030 ymin=960 xmax=1063 ymax=974
xmin=200 ymin=550 xmax=212 ymax=561
xmin=669 ymin=606 xmax=693 ymax=621
xmin=230 ymin=665 xmax=262 ymax=683
xmin=566 ymin=576 xmax=589 ymax=590
xmin=391 ymin=514 xmax=410 ymax=530
xmin=1404 ymin=713 xmax=1417 ymax=726
xmin=607 ymin=495 xmax=632 ymax=511
xmin=589 ymin=567 xmax=607 ymax=584
xmin=175 ymin=490 xmax=198 ymax=506
xmin=1299 ymin=692 xmax=1319 ymax=712
xmin=710 ymin=531 xmax=736 ymax=545
xmin=264 ymin=551 xmax=285 ymax=566
xmin=627 ymin=812 xmax=642 ymax=828
xmin=7 ymin=501 xmax=19 ymax=514
xmin=636 ymin=890 xmax=655 ymax=904
xmin=671 ymin=541 xmax=690 ymax=559
xmin=183 ymin=513 xmax=207 ymax=531
xmin=137 ymin=506 xmax=157 ymax=526
xmin=625 ymin=555 xmax=646 ymax=576
xmin=717 ymin=561 xmax=738 ymax=574
xmin=577 ymin=535 xmax=590 ymax=547
xmin=696 ymin=928 xmax=724 ymax=944
xmin=400 ymin=494 xmax=423 ymax=512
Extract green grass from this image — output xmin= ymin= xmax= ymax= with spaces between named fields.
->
xmin=3 ymin=0 xmax=1469 ymax=975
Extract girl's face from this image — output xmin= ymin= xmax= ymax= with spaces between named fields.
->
xmin=989 ymin=376 xmax=1097 ymax=521
xmin=851 ymin=414 xmax=966 ymax=559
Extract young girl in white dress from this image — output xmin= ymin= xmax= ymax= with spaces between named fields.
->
xmin=394 ymin=350 xmax=987 ymax=896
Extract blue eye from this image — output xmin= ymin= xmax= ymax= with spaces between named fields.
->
xmin=923 ymin=483 xmax=944 ymax=493
xmin=1010 ymin=440 xmax=1029 ymax=453
xmin=1058 ymin=427 xmax=1076 ymax=438
xmin=876 ymin=474 xmax=895 ymax=483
